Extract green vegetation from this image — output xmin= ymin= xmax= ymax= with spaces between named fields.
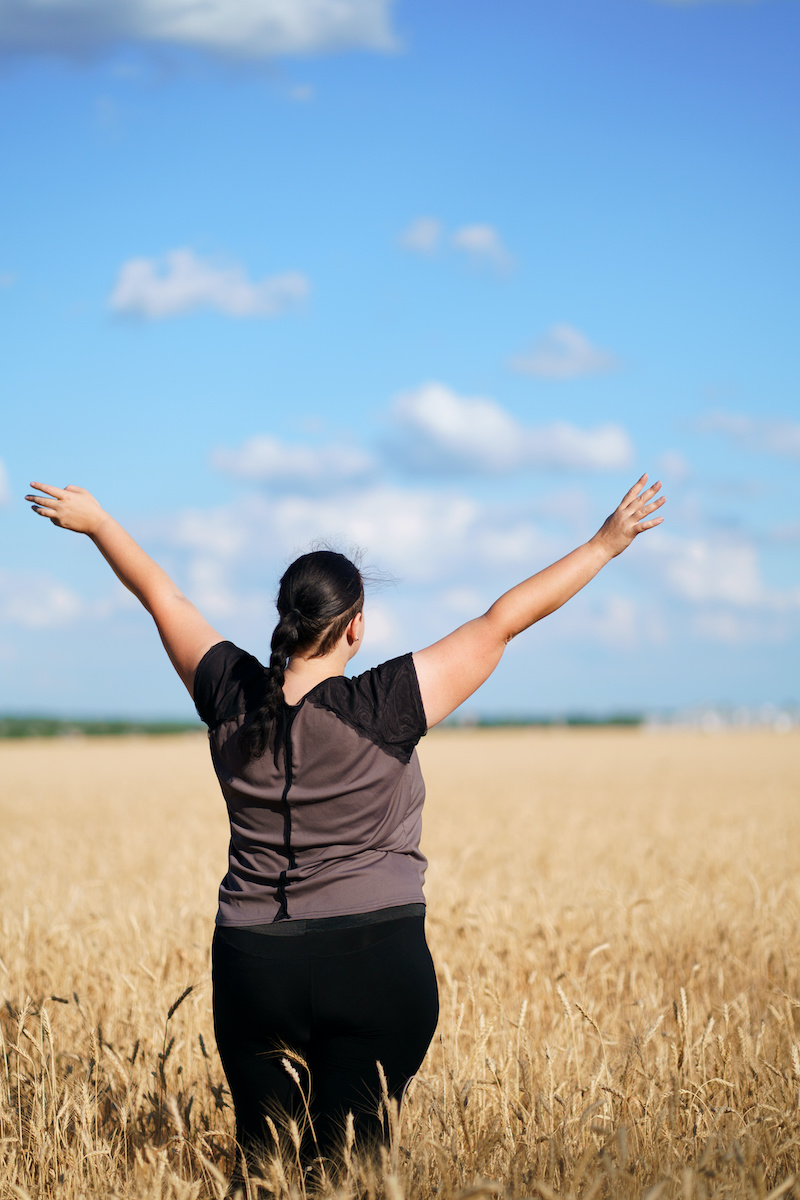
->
xmin=478 ymin=712 xmax=643 ymax=727
xmin=443 ymin=712 xmax=645 ymax=729
xmin=1 ymin=713 xmax=645 ymax=738
xmin=0 ymin=716 xmax=203 ymax=738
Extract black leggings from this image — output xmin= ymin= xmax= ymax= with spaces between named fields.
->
xmin=212 ymin=912 xmax=439 ymax=1166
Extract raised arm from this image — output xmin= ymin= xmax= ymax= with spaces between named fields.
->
xmin=413 ymin=474 xmax=665 ymax=727
xmin=26 ymin=483 xmax=223 ymax=696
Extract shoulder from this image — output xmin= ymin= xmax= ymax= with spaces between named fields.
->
xmin=309 ymin=653 xmax=427 ymax=764
xmin=193 ymin=641 xmax=267 ymax=729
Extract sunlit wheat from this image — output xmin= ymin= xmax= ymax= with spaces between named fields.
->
xmin=1 ymin=728 xmax=799 ymax=1198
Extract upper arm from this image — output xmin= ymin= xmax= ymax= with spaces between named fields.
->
xmin=148 ymin=594 xmax=225 ymax=697
xmin=412 ymin=613 xmax=507 ymax=728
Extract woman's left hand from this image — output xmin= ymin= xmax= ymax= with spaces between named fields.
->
xmin=26 ymin=483 xmax=108 ymax=537
xmin=591 ymin=473 xmax=665 ymax=559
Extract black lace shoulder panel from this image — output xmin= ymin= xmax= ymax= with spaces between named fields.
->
xmin=308 ymin=653 xmax=427 ymax=765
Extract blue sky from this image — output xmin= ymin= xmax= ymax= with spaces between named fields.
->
xmin=1 ymin=0 xmax=798 ymax=719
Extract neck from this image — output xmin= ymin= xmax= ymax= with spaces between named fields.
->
xmin=283 ymin=646 xmax=351 ymax=704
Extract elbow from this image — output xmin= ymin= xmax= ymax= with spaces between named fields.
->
xmin=484 ymin=604 xmax=547 ymax=646
xmin=481 ymin=607 xmax=516 ymax=651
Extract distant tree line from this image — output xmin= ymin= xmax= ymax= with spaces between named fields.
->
xmin=0 ymin=712 xmax=644 ymax=738
xmin=0 ymin=717 xmax=204 ymax=738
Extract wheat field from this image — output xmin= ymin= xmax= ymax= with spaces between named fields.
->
xmin=1 ymin=727 xmax=799 ymax=1200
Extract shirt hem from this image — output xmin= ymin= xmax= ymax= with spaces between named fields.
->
xmin=215 ymin=897 xmax=426 ymax=929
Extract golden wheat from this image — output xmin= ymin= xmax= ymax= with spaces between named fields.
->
xmin=1 ymin=728 xmax=799 ymax=1199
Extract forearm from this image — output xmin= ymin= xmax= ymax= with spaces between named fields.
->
xmin=27 ymin=482 xmax=223 ymax=691
xmin=91 ymin=514 xmax=184 ymax=613
xmin=485 ymin=536 xmax=612 ymax=642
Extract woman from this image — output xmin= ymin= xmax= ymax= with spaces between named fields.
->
xmin=25 ymin=474 xmax=664 ymax=1171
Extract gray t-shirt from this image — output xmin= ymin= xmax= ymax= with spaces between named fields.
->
xmin=194 ymin=642 xmax=428 ymax=927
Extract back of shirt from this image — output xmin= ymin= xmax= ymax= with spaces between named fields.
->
xmin=194 ymin=642 xmax=428 ymax=926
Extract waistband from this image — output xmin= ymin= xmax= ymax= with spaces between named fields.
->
xmin=218 ymin=902 xmax=425 ymax=937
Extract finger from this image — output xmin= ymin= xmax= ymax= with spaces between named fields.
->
xmin=636 ymin=516 xmax=664 ymax=531
xmin=639 ymin=496 xmax=666 ymax=517
xmin=29 ymin=481 xmax=65 ymax=500
xmin=623 ymin=473 xmax=648 ymax=501
xmin=638 ymin=479 xmax=662 ymax=501
xmin=30 ymin=504 xmax=59 ymax=518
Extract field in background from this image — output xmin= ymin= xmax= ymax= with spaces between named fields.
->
xmin=2 ymin=729 xmax=799 ymax=1199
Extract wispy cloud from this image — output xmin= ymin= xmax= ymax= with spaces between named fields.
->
xmin=656 ymin=450 xmax=691 ymax=483
xmin=644 ymin=533 xmax=800 ymax=611
xmin=690 ymin=611 xmax=788 ymax=646
xmin=399 ymin=217 xmax=512 ymax=268
xmin=0 ymin=272 xmax=15 ymax=288
xmin=399 ymin=216 xmax=442 ymax=254
xmin=510 ymin=324 xmax=619 ymax=380
xmin=697 ymin=411 xmax=800 ymax=461
xmin=288 ymin=83 xmax=315 ymax=102
xmin=0 ymin=0 xmax=399 ymax=60
xmin=213 ymin=434 xmax=376 ymax=489
xmin=557 ymin=594 xmax=643 ymax=649
xmin=0 ymin=570 xmax=84 ymax=629
xmin=109 ymin=249 xmax=309 ymax=320
xmin=0 ymin=460 xmax=10 ymax=507
xmin=390 ymin=382 xmax=633 ymax=473
xmin=451 ymin=224 xmax=512 ymax=270
xmin=164 ymin=484 xmax=553 ymax=595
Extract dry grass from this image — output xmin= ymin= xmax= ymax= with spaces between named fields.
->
xmin=1 ymin=728 xmax=799 ymax=1199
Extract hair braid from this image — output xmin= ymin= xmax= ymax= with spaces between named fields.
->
xmin=238 ymin=611 xmax=302 ymax=761
xmin=238 ymin=551 xmax=364 ymax=763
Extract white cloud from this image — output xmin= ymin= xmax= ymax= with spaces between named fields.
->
xmin=0 ymin=460 xmax=10 ymax=506
xmin=665 ymin=539 xmax=764 ymax=606
xmin=165 ymin=483 xmax=554 ymax=594
xmin=213 ymin=434 xmax=376 ymax=488
xmin=657 ymin=450 xmax=691 ymax=482
xmin=272 ymin=487 xmax=486 ymax=581
xmin=0 ymin=570 xmax=85 ymax=629
xmin=511 ymin=324 xmax=619 ymax=380
xmin=690 ymin=611 xmax=783 ymax=645
xmin=399 ymin=218 xmax=511 ymax=269
xmin=167 ymin=506 xmax=252 ymax=560
xmin=438 ymin=586 xmax=486 ymax=616
xmin=359 ymin=600 xmax=397 ymax=650
xmin=0 ymin=0 xmax=398 ymax=60
xmin=0 ymin=569 xmax=139 ymax=629
xmin=452 ymin=224 xmax=511 ymax=269
xmin=697 ymin=411 xmax=800 ymax=461
xmin=110 ymin=249 xmax=309 ymax=320
xmin=400 ymin=217 xmax=442 ymax=254
xmin=390 ymin=382 xmax=633 ymax=473
xmin=644 ymin=533 xmax=800 ymax=611
xmin=532 ymin=487 xmax=592 ymax=529
xmin=186 ymin=556 xmax=274 ymax=620
xmin=576 ymin=595 xmax=640 ymax=648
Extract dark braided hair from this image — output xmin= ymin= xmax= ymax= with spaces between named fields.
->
xmin=239 ymin=550 xmax=364 ymax=761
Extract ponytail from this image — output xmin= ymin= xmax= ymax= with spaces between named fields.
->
xmin=239 ymin=610 xmax=302 ymax=761
xmin=239 ymin=552 xmax=364 ymax=762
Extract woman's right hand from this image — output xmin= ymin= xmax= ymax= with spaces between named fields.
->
xmin=589 ymin=473 xmax=665 ymax=559
xmin=26 ymin=483 xmax=108 ymax=537
xmin=26 ymin=479 xmax=224 ymax=696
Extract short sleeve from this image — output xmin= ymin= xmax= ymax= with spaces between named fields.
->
xmin=193 ymin=641 xmax=267 ymax=729
xmin=310 ymin=653 xmax=427 ymax=764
